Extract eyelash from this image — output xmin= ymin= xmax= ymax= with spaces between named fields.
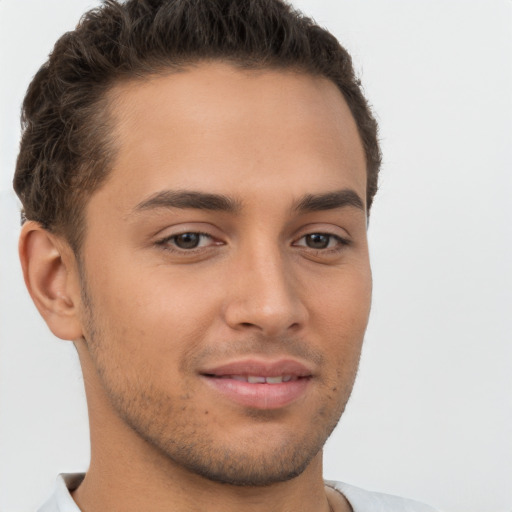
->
xmin=156 ymin=232 xmax=217 ymax=253
xmin=155 ymin=231 xmax=350 ymax=255
xmin=293 ymin=233 xmax=351 ymax=253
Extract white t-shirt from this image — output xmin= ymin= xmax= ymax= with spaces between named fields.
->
xmin=38 ymin=473 xmax=440 ymax=512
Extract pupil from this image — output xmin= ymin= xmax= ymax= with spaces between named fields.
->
xmin=175 ymin=233 xmax=200 ymax=249
xmin=306 ymin=234 xmax=329 ymax=249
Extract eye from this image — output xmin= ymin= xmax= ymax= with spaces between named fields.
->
xmin=293 ymin=233 xmax=348 ymax=251
xmin=157 ymin=232 xmax=216 ymax=251
xmin=173 ymin=232 xmax=206 ymax=249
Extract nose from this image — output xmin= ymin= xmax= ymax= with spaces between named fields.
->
xmin=222 ymin=244 xmax=308 ymax=337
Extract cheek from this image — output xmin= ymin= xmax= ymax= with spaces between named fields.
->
xmin=311 ymin=263 xmax=372 ymax=327
xmin=87 ymin=266 xmax=228 ymax=389
xmin=309 ymin=265 xmax=372 ymax=363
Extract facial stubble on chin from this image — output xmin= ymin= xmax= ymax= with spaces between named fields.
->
xmin=77 ymin=270 xmax=360 ymax=487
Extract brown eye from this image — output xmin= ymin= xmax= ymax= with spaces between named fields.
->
xmin=293 ymin=232 xmax=349 ymax=253
xmin=172 ymin=233 xmax=202 ymax=249
xmin=156 ymin=231 xmax=223 ymax=254
xmin=305 ymin=233 xmax=331 ymax=249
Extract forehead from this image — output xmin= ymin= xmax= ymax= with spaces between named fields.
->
xmin=96 ymin=62 xmax=366 ymax=212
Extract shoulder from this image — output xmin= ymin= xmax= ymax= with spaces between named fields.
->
xmin=38 ymin=474 xmax=441 ymax=512
xmin=37 ymin=474 xmax=84 ymax=512
xmin=325 ymin=480 xmax=442 ymax=512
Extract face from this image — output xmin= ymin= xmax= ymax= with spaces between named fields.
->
xmin=76 ymin=62 xmax=371 ymax=486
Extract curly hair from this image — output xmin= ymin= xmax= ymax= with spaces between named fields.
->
xmin=13 ymin=0 xmax=381 ymax=252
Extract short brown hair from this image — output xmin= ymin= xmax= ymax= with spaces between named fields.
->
xmin=13 ymin=0 xmax=381 ymax=251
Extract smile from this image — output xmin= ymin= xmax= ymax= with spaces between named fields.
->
xmin=200 ymin=359 xmax=313 ymax=409
xmin=209 ymin=375 xmax=299 ymax=383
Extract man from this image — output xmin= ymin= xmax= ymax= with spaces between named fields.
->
xmin=14 ymin=0 xmax=439 ymax=510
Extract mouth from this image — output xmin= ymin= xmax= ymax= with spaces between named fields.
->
xmin=199 ymin=359 xmax=313 ymax=410
xmin=206 ymin=374 xmax=302 ymax=384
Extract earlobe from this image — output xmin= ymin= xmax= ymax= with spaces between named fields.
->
xmin=19 ymin=221 xmax=83 ymax=341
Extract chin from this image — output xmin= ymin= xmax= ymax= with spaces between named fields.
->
xmin=157 ymin=436 xmax=324 ymax=487
xmin=124 ymin=403 xmax=343 ymax=488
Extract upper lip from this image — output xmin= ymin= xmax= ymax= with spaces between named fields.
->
xmin=199 ymin=358 xmax=314 ymax=378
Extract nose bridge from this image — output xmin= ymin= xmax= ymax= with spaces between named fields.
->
xmin=223 ymin=236 xmax=306 ymax=335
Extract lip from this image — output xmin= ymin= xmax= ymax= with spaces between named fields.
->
xmin=199 ymin=358 xmax=313 ymax=410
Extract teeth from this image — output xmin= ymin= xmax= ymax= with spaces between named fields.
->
xmin=265 ymin=376 xmax=283 ymax=384
xmin=215 ymin=374 xmax=298 ymax=383
xmin=234 ymin=375 xmax=295 ymax=384
xmin=247 ymin=376 xmax=266 ymax=384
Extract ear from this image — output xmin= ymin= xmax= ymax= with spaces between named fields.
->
xmin=19 ymin=221 xmax=84 ymax=341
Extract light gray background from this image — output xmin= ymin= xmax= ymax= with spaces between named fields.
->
xmin=1 ymin=1 xmax=511 ymax=511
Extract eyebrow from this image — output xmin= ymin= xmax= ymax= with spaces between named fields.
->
xmin=294 ymin=189 xmax=365 ymax=213
xmin=132 ymin=188 xmax=365 ymax=216
xmin=133 ymin=190 xmax=242 ymax=214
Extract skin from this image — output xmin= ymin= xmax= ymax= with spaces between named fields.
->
xmin=20 ymin=62 xmax=371 ymax=512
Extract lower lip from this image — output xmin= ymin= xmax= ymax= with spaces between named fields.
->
xmin=202 ymin=377 xmax=310 ymax=409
